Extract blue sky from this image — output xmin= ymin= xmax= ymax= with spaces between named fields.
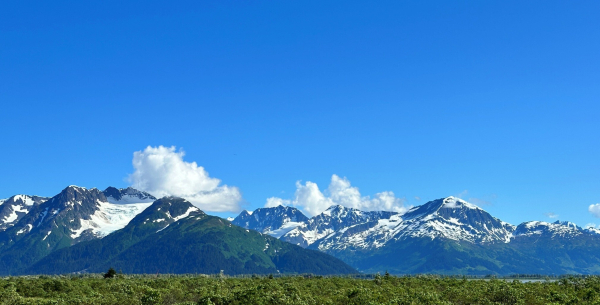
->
xmin=1 ymin=1 xmax=599 ymax=226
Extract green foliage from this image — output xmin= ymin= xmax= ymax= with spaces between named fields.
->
xmin=140 ymin=287 xmax=161 ymax=305
xmin=0 ymin=274 xmax=599 ymax=304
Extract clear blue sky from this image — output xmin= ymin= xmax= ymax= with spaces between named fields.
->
xmin=1 ymin=1 xmax=599 ymax=226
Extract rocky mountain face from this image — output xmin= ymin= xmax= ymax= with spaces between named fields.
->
xmin=4 ymin=182 xmax=600 ymax=276
xmin=0 ymin=195 xmax=49 ymax=230
xmin=0 ymin=186 xmax=355 ymax=276
xmin=232 ymin=205 xmax=309 ymax=238
xmin=310 ymin=197 xmax=515 ymax=253
xmin=27 ymin=197 xmax=356 ymax=276
xmin=513 ymin=220 xmax=591 ymax=239
xmin=0 ymin=186 xmax=154 ymax=274
xmin=236 ymin=197 xmax=600 ymax=275
xmin=102 ymin=186 xmax=156 ymax=204
xmin=281 ymin=205 xmax=398 ymax=248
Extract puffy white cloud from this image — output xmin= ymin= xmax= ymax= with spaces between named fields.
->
xmin=128 ymin=146 xmax=242 ymax=212
xmin=544 ymin=212 xmax=559 ymax=219
xmin=589 ymin=204 xmax=600 ymax=218
xmin=265 ymin=197 xmax=291 ymax=208
xmin=265 ymin=174 xmax=409 ymax=216
xmin=294 ymin=181 xmax=334 ymax=216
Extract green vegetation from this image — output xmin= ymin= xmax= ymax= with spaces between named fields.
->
xmin=2 ymin=274 xmax=600 ymax=304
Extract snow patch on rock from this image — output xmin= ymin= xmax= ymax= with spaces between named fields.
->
xmin=70 ymin=199 xmax=152 ymax=239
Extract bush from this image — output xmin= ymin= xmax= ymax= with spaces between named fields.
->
xmin=0 ymin=274 xmax=598 ymax=304
xmin=104 ymin=268 xmax=117 ymax=279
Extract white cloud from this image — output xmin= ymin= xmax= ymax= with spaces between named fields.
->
xmin=589 ymin=204 xmax=600 ymax=218
xmin=444 ymin=197 xmax=459 ymax=208
xmin=265 ymin=197 xmax=291 ymax=208
xmin=265 ymin=174 xmax=409 ymax=216
xmin=293 ymin=181 xmax=334 ymax=216
xmin=544 ymin=212 xmax=559 ymax=219
xmin=128 ymin=146 xmax=242 ymax=212
xmin=586 ymin=223 xmax=597 ymax=229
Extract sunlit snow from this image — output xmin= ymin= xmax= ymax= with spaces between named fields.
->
xmin=70 ymin=199 xmax=152 ymax=239
xmin=266 ymin=221 xmax=305 ymax=238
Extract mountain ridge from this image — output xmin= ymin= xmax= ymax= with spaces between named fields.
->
xmin=235 ymin=196 xmax=600 ymax=275
xmin=0 ymin=186 xmax=158 ymax=274
xmin=26 ymin=197 xmax=356 ymax=275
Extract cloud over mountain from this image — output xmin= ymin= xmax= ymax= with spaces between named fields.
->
xmin=128 ymin=146 xmax=242 ymax=212
xmin=589 ymin=203 xmax=600 ymax=218
xmin=265 ymin=174 xmax=408 ymax=216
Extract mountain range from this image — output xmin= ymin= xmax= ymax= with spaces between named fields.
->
xmin=233 ymin=197 xmax=600 ymax=275
xmin=3 ymin=184 xmax=600 ymax=276
xmin=0 ymin=186 xmax=354 ymax=276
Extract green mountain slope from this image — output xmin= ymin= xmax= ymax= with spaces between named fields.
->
xmin=319 ymin=234 xmax=600 ymax=276
xmin=326 ymin=237 xmax=539 ymax=275
xmin=508 ymin=235 xmax=600 ymax=274
xmin=27 ymin=197 xmax=356 ymax=275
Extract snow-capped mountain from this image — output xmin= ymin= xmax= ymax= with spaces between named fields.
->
xmin=3 ymin=185 xmax=600 ymax=276
xmin=1 ymin=185 xmax=154 ymax=244
xmin=0 ymin=195 xmax=49 ymax=230
xmin=513 ymin=220 xmax=600 ymax=239
xmin=308 ymin=196 xmax=515 ymax=252
xmin=133 ymin=196 xmax=203 ymax=233
xmin=25 ymin=196 xmax=356 ymax=276
xmin=395 ymin=197 xmax=516 ymax=243
xmin=235 ymin=196 xmax=600 ymax=275
xmin=280 ymin=205 xmax=398 ymax=247
xmin=237 ymin=197 xmax=516 ymax=250
xmin=0 ymin=185 xmax=159 ymax=274
xmin=102 ymin=186 xmax=156 ymax=204
xmin=232 ymin=205 xmax=309 ymax=238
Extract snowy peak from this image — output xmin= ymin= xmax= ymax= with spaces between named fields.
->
xmin=103 ymin=187 xmax=156 ymax=204
xmin=0 ymin=195 xmax=49 ymax=230
xmin=316 ymin=204 xmax=397 ymax=224
xmin=152 ymin=196 xmax=203 ymax=221
xmin=5 ymin=195 xmax=46 ymax=207
xmin=232 ymin=205 xmax=309 ymax=238
xmin=50 ymin=185 xmax=107 ymax=210
xmin=402 ymin=196 xmax=480 ymax=219
xmin=393 ymin=197 xmax=514 ymax=243
xmin=281 ymin=205 xmax=398 ymax=248
xmin=129 ymin=197 xmax=204 ymax=231
xmin=303 ymin=197 xmax=515 ymax=253
xmin=321 ymin=204 xmax=347 ymax=216
xmin=513 ymin=220 xmax=586 ymax=239
xmin=443 ymin=196 xmax=480 ymax=209
xmin=5 ymin=185 xmax=155 ymax=244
